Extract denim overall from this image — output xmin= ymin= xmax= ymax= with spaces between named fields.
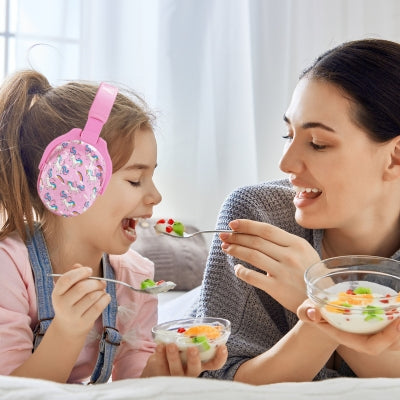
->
xmin=26 ymin=226 xmax=121 ymax=383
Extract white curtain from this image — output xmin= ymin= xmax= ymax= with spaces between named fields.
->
xmin=13 ymin=0 xmax=400 ymax=232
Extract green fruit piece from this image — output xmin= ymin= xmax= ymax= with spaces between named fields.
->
xmin=353 ymin=287 xmax=372 ymax=294
xmin=141 ymin=278 xmax=156 ymax=289
xmin=362 ymin=305 xmax=384 ymax=321
xmin=192 ymin=335 xmax=211 ymax=351
xmin=173 ymin=222 xmax=185 ymax=236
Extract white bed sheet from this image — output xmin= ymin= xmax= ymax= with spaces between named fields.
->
xmin=0 ymin=375 xmax=399 ymax=400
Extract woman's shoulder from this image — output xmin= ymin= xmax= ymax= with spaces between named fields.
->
xmin=219 ymin=178 xmax=306 ymax=235
xmin=226 ymin=178 xmax=294 ymax=202
xmin=222 ymin=178 xmax=295 ymax=216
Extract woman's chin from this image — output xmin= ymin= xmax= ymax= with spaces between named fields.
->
xmin=294 ymin=212 xmax=324 ymax=230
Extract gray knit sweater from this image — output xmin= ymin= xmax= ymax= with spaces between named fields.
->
xmin=196 ymin=179 xmax=356 ymax=380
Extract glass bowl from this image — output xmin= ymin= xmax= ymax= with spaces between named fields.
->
xmin=305 ymin=255 xmax=400 ymax=334
xmin=152 ymin=317 xmax=231 ymax=363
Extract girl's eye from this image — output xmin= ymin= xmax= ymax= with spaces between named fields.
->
xmin=282 ymin=135 xmax=293 ymax=141
xmin=310 ymin=142 xmax=327 ymax=150
xmin=129 ymin=181 xmax=141 ymax=187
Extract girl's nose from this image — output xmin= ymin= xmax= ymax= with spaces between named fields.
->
xmin=146 ymin=182 xmax=162 ymax=206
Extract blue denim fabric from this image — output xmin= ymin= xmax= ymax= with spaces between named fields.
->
xmin=27 ymin=226 xmax=121 ymax=383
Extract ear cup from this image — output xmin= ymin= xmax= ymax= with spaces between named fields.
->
xmin=37 ymin=83 xmax=118 ymax=217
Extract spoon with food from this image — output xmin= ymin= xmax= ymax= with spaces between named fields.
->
xmin=154 ymin=218 xmax=234 ymax=238
xmin=48 ymin=274 xmax=176 ymax=294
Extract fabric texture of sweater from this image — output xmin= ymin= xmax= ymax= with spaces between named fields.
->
xmin=196 ymin=178 xmax=398 ymax=380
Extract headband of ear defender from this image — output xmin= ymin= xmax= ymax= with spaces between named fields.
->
xmin=37 ymin=82 xmax=118 ymax=217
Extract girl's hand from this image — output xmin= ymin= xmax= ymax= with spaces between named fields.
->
xmin=220 ymin=219 xmax=320 ymax=313
xmin=297 ymin=299 xmax=400 ymax=354
xmin=141 ymin=343 xmax=228 ymax=377
xmin=51 ymin=265 xmax=111 ymax=339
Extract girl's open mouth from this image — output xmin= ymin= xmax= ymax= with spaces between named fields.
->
xmin=122 ymin=218 xmax=137 ymax=241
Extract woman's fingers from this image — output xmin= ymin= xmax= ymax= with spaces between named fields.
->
xmin=297 ymin=300 xmax=400 ymax=355
xmin=221 ymin=219 xmax=320 ymax=277
xmin=228 ymin=219 xmax=294 ymax=247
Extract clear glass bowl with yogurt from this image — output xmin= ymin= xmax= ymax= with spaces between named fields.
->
xmin=305 ymin=255 xmax=400 ymax=334
xmin=152 ymin=317 xmax=231 ymax=363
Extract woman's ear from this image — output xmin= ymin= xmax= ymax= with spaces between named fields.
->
xmin=383 ymin=136 xmax=400 ymax=181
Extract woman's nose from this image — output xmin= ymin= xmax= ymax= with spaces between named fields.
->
xmin=279 ymin=140 xmax=302 ymax=174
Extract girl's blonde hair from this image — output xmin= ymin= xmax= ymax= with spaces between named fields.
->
xmin=0 ymin=70 xmax=155 ymax=242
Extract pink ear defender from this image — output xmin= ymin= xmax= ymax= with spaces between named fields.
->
xmin=37 ymin=83 xmax=118 ymax=217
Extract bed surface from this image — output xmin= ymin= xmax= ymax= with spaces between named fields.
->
xmin=1 ymin=375 xmax=399 ymax=399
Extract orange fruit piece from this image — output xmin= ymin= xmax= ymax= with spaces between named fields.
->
xmin=183 ymin=325 xmax=222 ymax=339
xmin=337 ymin=292 xmax=373 ymax=306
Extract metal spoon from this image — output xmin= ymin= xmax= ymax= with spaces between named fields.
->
xmin=48 ymin=274 xmax=176 ymax=294
xmin=154 ymin=228 xmax=235 ymax=238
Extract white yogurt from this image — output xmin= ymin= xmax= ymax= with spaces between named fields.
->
xmin=318 ymin=281 xmax=400 ymax=334
xmin=154 ymin=219 xmax=183 ymax=237
xmin=153 ymin=321 xmax=230 ymax=363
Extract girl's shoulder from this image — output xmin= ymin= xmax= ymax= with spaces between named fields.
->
xmin=109 ymin=248 xmax=155 ymax=283
xmin=0 ymin=231 xmax=31 ymax=275
xmin=0 ymin=231 xmax=35 ymax=310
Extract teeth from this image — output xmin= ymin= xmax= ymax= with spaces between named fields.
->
xmin=293 ymin=186 xmax=321 ymax=193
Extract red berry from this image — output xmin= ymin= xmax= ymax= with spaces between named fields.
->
xmin=380 ymin=299 xmax=389 ymax=303
xmin=168 ymin=218 xmax=174 ymax=225
xmin=166 ymin=226 xmax=173 ymax=233
xmin=157 ymin=219 xmax=166 ymax=224
xmin=177 ymin=328 xmax=186 ymax=333
xmin=156 ymin=280 xmax=165 ymax=285
xmin=346 ymin=289 xmax=354 ymax=295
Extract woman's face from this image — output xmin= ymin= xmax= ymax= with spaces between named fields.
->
xmin=279 ymin=77 xmax=395 ymax=231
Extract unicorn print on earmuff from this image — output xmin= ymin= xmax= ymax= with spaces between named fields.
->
xmin=37 ymin=83 xmax=118 ymax=217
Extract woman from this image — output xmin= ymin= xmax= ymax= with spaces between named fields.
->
xmin=197 ymin=38 xmax=400 ymax=384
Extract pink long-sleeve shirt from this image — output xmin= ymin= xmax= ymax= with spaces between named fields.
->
xmin=0 ymin=231 xmax=157 ymax=383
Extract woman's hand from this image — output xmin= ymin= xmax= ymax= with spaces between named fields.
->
xmin=141 ymin=343 xmax=228 ymax=377
xmin=220 ymin=219 xmax=320 ymax=313
xmin=51 ymin=265 xmax=111 ymax=339
xmin=297 ymin=299 xmax=400 ymax=354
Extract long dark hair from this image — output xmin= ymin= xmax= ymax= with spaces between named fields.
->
xmin=301 ymin=38 xmax=400 ymax=143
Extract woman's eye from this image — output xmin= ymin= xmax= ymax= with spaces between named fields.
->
xmin=310 ymin=142 xmax=327 ymax=150
xmin=282 ymin=135 xmax=293 ymax=141
xmin=129 ymin=181 xmax=141 ymax=187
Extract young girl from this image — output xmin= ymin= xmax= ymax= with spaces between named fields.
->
xmin=197 ymin=38 xmax=400 ymax=384
xmin=0 ymin=70 xmax=227 ymax=383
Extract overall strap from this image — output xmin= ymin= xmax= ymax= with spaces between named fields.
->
xmin=89 ymin=254 xmax=121 ymax=384
xmin=27 ymin=226 xmax=121 ymax=384
xmin=26 ymin=226 xmax=55 ymax=350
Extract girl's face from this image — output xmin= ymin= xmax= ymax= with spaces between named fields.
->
xmin=279 ymin=77 xmax=395 ymax=231
xmin=71 ymin=128 xmax=162 ymax=255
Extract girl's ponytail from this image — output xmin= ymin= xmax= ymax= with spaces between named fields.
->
xmin=0 ymin=70 xmax=51 ymax=242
